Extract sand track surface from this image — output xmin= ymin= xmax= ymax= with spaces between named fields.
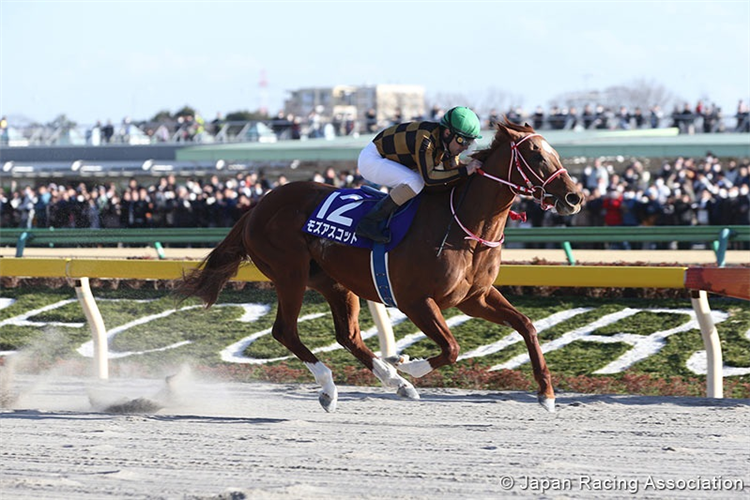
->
xmin=1 ymin=374 xmax=748 ymax=499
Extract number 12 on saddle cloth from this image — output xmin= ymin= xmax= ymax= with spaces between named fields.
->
xmin=302 ymin=188 xmax=421 ymax=252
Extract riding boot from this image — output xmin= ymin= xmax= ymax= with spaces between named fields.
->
xmin=355 ymin=195 xmax=400 ymax=243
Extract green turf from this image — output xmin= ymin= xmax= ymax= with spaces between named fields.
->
xmin=1 ymin=286 xmax=748 ymax=397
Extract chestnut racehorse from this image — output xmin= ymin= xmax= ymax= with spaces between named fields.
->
xmin=178 ymin=121 xmax=583 ymax=412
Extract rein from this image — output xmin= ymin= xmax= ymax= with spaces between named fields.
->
xmin=450 ymin=132 xmax=567 ymax=248
xmin=437 ymin=174 xmax=473 ymax=256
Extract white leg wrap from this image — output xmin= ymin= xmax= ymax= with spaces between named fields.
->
xmin=372 ymin=358 xmax=403 ymax=388
xmin=397 ymin=358 xmax=433 ymax=378
xmin=304 ymin=362 xmax=337 ymax=396
xmin=372 ymin=357 xmax=420 ymax=400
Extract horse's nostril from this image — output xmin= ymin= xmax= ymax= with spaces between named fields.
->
xmin=566 ymin=193 xmax=582 ymax=206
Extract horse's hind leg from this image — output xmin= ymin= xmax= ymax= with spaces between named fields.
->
xmin=458 ymin=287 xmax=556 ymax=412
xmin=310 ymin=277 xmax=419 ymax=400
xmin=395 ymin=297 xmax=460 ymax=378
xmin=270 ymin=276 xmax=339 ymax=412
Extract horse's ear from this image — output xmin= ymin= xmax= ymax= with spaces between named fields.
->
xmin=524 ymin=122 xmax=531 ymax=129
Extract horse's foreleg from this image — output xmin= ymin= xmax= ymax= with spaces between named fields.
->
xmin=312 ymin=279 xmax=419 ymax=400
xmin=458 ymin=288 xmax=555 ymax=412
xmin=397 ymin=298 xmax=459 ymax=378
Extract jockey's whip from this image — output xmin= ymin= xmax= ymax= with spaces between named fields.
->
xmin=436 ymin=176 xmax=473 ymax=256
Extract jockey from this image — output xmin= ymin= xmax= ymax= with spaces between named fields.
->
xmin=355 ymin=106 xmax=484 ymax=243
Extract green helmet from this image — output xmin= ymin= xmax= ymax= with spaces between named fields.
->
xmin=440 ymin=106 xmax=483 ymax=139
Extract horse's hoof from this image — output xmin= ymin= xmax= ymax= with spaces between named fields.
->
xmin=319 ymin=392 xmax=337 ymax=413
xmin=397 ymin=384 xmax=420 ymax=400
xmin=538 ymin=395 xmax=556 ymax=413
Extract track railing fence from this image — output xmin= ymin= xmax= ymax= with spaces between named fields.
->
xmin=3 ymin=225 xmax=747 ymax=266
xmin=1 ymin=257 xmax=747 ymax=398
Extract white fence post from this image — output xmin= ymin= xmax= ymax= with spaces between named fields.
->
xmin=367 ymin=301 xmax=396 ymax=359
xmin=690 ymin=290 xmax=723 ymax=398
xmin=74 ymin=278 xmax=109 ymax=380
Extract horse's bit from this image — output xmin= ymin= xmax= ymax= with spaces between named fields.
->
xmin=449 ymin=133 xmax=569 ymax=248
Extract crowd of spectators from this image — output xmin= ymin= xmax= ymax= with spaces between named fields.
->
xmin=0 ymin=168 xmax=362 ymax=233
xmin=487 ymin=99 xmax=750 ymax=135
xmin=1 ymin=153 xmax=748 ymax=250
xmin=125 ymin=98 xmax=748 ymax=146
xmin=5 ymin=98 xmax=747 ymax=148
xmin=155 ymin=99 xmax=750 ymax=143
xmin=510 ymin=155 xmax=749 ymax=247
xmin=170 ymin=98 xmax=750 ymax=142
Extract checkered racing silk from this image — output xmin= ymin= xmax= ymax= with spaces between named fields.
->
xmin=372 ymin=121 xmax=469 ymax=186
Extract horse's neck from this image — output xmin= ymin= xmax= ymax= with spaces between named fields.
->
xmin=458 ymin=150 xmax=514 ymax=241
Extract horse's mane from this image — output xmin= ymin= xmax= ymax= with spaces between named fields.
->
xmin=471 ymin=119 xmax=535 ymax=163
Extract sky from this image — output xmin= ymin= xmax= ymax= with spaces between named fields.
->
xmin=1 ymin=0 xmax=749 ymax=126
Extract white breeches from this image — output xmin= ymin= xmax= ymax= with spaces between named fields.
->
xmin=358 ymin=142 xmax=425 ymax=195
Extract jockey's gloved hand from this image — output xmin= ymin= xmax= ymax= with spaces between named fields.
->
xmin=466 ymin=159 xmax=482 ymax=175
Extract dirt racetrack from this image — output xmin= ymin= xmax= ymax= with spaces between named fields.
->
xmin=2 ymin=246 xmax=749 ymax=498
xmin=1 ymin=372 xmax=749 ymax=499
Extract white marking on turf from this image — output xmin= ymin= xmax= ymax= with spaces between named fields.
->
xmin=459 ymin=308 xmax=592 ymax=360
xmin=686 ymin=326 xmax=750 ymax=376
xmin=78 ymin=303 xmax=272 ymax=359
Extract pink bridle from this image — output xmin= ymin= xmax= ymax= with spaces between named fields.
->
xmin=477 ymin=133 xmax=568 ymax=210
xmin=450 ymin=132 xmax=569 ymax=248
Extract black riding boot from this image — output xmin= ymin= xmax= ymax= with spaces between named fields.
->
xmin=355 ymin=195 xmax=399 ymax=243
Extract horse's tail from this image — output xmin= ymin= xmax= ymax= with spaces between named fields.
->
xmin=176 ymin=209 xmax=253 ymax=307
